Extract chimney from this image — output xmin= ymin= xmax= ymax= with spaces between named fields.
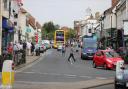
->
xmin=112 ymin=0 xmax=118 ymax=7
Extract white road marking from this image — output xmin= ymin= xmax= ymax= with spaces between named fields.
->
xmin=16 ymin=71 xmax=100 ymax=79
xmin=95 ymin=77 xmax=107 ymax=80
xmin=79 ymin=76 xmax=92 ymax=79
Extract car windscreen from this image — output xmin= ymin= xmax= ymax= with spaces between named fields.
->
xmin=83 ymin=42 xmax=97 ymax=48
xmin=56 ymin=31 xmax=64 ymax=41
xmin=105 ymin=51 xmax=120 ymax=58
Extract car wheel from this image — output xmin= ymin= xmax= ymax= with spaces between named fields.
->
xmin=104 ymin=63 xmax=108 ymax=70
xmin=93 ymin=61 xmax=97 ymax=68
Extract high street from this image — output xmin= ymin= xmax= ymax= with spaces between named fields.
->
xmin=14 ymin=48 xmax=115 ymax=89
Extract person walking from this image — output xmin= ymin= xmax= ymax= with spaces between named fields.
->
xmin=22 ymin=41 xmax=27 ymax=63
xmin=68 ymin=45 xmax=76 ymax=64
xmin=7 ymin=42 xmax=13 ymax=60
xmin=31 ymin=42 xmax=35 ymax=56
xmin=27 ymin=41 xmax=32 ymax=56
xmin=62 ymin=44 xmax=66 ymax=56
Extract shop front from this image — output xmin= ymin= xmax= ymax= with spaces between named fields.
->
xmin=2 ymin=17 xmax=14 ymax=54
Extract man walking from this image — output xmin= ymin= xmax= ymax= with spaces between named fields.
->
xmin=62 ymin=44 xmax=66 ymax=56
xmin=68 ymin=45 xmax=76 ymax=64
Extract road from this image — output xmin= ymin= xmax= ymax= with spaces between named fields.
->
xmin=14 ymin=48 xmax=115 ymax=88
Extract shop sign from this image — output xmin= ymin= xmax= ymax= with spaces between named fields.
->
xmin=26 ymin=27 xmax=31 ymax=33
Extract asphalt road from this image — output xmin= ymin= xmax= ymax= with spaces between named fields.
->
xmin=15 ymin=48 xmax=115 ymax=83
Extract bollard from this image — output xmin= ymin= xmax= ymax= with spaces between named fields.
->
xmin=2 ymin=60 xmax=14 ymax=89
xmin=116 ymin=60 xmax=124 ymax=78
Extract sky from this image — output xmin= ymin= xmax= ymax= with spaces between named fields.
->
xmin=23 ymin=0 xmax=111 ymax=28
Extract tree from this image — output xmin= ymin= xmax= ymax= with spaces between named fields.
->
xmin=41 ymin=21 xmax=60 ymax=40
xmin=66 ymin=28 xmax=76 ymax=40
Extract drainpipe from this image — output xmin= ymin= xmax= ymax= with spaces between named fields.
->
xmin=126 ymin=0 xmax=128 ymax=18
xmin=111 ymin=14 xmax=112 ymax=47
xmin=0 ymin=0 xmax=2 ymax=55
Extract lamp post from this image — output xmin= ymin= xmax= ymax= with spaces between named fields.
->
xmin=111 ymin=14 xmax=113 ymax=47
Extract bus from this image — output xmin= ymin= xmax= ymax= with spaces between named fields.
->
xmin=53 ymin=30 xmax=66 ymax=48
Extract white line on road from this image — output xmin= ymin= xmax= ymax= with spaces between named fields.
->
xmin=16 ymin=71 xmax=94 ymax=79
xmin=95 ymin=77 xmax=107 ymax=80
xmin=79 ymin=76 xmax=92 ymax=79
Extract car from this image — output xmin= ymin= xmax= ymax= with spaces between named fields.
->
xmin=57 ymin=45 xmax=62 ymax=51
xmin=35 ymin=44 xmax=46 ymax=56
xmin=42 ymin=40 xmax=51 ymax=49
xmin=81 ymin=38 xmax=97 ymax=60
xmin=114 ymin=61 xmax=128 ymax=89
xmin=39 ymin=44 xmax=46 ymax=53
xmin=93 ymin=50 xmax=123 ymax=70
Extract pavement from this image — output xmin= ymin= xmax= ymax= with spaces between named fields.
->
xmin=15 ymin=55 xmax=41 ymax=70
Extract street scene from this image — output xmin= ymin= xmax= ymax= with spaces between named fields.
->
xmin=0 ymin=0 xmax=128 ymax=89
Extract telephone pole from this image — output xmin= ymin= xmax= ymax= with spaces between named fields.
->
xmin=0 ymin=0 xmax=2 ymax=55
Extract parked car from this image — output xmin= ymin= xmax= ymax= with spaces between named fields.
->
xmin=93 ymin=50 xmax=123 ymax=70
xmin=35 ymin=44 xmax=46 ymax=56
xmin=114 ymin=61 xmax=128 ymax=89
xmin=57 ymin=45 xmax=62 ymax=51
xmin=39 ymin=44 xmax=46 ymax=53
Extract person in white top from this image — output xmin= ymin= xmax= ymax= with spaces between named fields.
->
xmin=27 ymin=42 xmax=32 ymax=56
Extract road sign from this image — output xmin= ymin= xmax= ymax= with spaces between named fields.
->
xmin=2 ymin=60 xmax=14 ymax=89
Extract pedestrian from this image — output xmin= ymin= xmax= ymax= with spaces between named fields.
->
xmin=22 ymin=41 xmax=27 ymax=63
xmin=68 ymin=44 xmax=76 ymax=64
xmin=27 ymin=41 xmax=32 ymax=56
xmin=62 ymin=44 xmax=66 ymax=56
xmin=7 ymin=42 xmax=13 ymax=60
xmin=31 ymin=42 xmax=35 ymax=56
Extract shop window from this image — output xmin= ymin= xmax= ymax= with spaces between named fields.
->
xmin=3 ymin=0 xmax=9 ymax=10
xmin=89 ymin=29 xmax=91 ymax=33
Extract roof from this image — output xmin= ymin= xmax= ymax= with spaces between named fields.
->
xmin=104 ymin=8 xmax=112 ymax=15
xmin=20 ymin=8 xmax=27 ymax=13
xmin=28 ymin=15 xmax=36 ymax=29
xmin=36 ymin=22 xmax=42 ymax=29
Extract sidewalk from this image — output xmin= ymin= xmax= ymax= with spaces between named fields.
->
xmin=15 ymin=55 xmax=40 ymax=70
xmin=13 ymin=78 xmax=114 ymax=89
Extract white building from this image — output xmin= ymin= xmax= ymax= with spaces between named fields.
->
xmin=80 ymin=18 xmax=98 ymax=37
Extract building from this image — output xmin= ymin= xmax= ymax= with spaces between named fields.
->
xmin=2 ymin=0 xmax=15 ymax=53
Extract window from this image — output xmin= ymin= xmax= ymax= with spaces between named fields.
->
xmin=3 ymin=0 xmax=9 ymax=10
xmin=89 ymin=29 xmax=91 ymax=33
xmin=96 ymin=51 xmax=102 ymax=56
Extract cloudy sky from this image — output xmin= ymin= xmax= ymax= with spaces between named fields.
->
xmin=23 ymin=0 xmax=111 ymax=28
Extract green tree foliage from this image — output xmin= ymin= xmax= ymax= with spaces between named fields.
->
xmin=41 ymin=21 xmax=59 ymax=40
xmin=66 ymin=28 xmax=76 ymax=40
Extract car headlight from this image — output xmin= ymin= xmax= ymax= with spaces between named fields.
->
xmin=83 ymin=53 xmax=87 ymax=55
